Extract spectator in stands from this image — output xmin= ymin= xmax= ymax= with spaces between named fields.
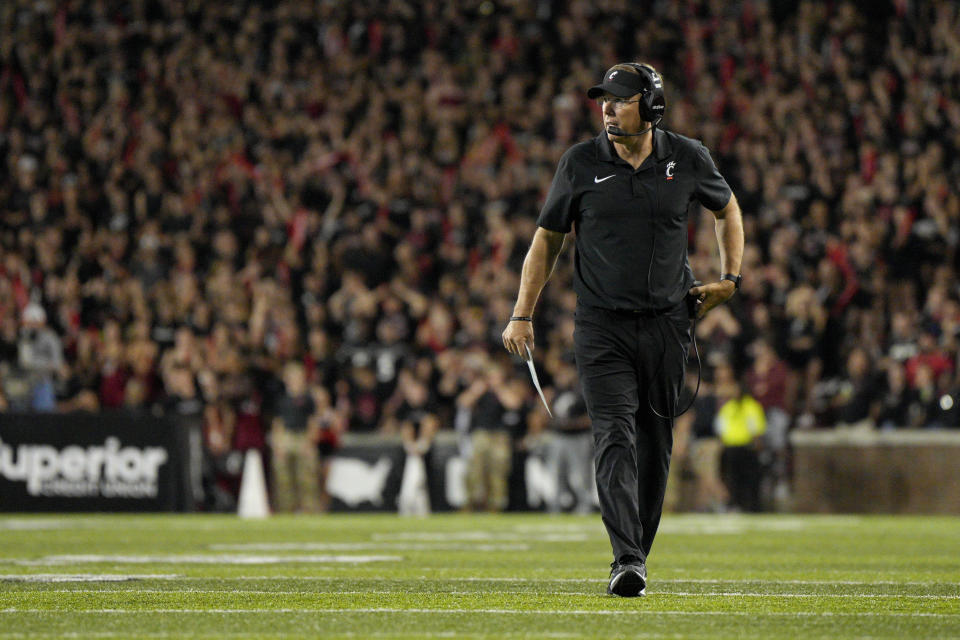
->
xmin=745 ymin=338 xmax=793 ymax=508
xmin=0 ymin=0 xmax=959 ymax=512
xmin=824 ymin=348 xmax=878 ymax=429
xmin=202 ymin=375 xmax=242 ymax=511
xmin=17 ymin=302 xmax=63 ymax=411
xmin=163 ymin=365 xmax=205 ymax=428
xmin=905 ymin=327 xmax=954 ymax=391
xmin=876 ymin=362 xmax=917 ymax=430
xmin=541 ymin=357 xmax=594 ymax=514
xmin=458 ymin=359 xmax=524 ymax=512
xmin=97 ymin=319 xmax=128 ymax=409
xmin=312 ymin=385 xmax=344 ymax=514
xmin=385 ymin=370 xmax=440 ymax=515
xmin=340 ymin=365 xmax=387 ymax=433
xmin=227 ymin=372 xmax=269 ymax=457
xmin=60 ymin=328 xmax=101 ymax=412
xmin=714 ymin=362 xmax=766 ymax=512
xmin=670 ymin=373 xmax=728 ymax=513
xmin=270 ymin=361 xmax=321 ymax=514
xmin=780 ymin=285 xmax=827 ymax=426
xmin=910 ymin=363 xmax=960 ymax=429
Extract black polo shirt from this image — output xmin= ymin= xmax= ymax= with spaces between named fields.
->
xmin=537 ymin=128 xmax=731 ymax=311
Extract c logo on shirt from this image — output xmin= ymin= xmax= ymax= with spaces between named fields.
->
xmin=666 ymin=161 xmax=676 ymax=180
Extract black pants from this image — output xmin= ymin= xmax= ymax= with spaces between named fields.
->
xmin=721 ymin=445 xmax=762 ymax=512
xmin=574 ymin=301 xmax=691 ymax=565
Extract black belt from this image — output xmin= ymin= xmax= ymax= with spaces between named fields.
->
xmin=578 ymin=301 xmax=680 ymax=318
xmin=610 ymin=306 xmax=672 ymax=317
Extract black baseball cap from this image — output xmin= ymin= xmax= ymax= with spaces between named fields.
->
xmin=587 ymin=66 xmax=646 ymax=99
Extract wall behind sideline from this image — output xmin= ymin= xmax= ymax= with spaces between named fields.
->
xmin=791 ymin=429 xmax=960 ymax=514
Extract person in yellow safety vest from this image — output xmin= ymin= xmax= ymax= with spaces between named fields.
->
xmin=713 ymin=362 xmax=766 ymax=512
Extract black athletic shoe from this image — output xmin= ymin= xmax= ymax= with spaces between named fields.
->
xmin=607 ymin=562 xmax=647 ymax=597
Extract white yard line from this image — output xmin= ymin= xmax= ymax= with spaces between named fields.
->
xmin=0 ymin=572 xmax=960 ymax=597
xmin=0 ymin=635 xmax=178 ymax=639
xmin=0 ymin=608 xmax=957 ymax=617
xmin=655 ymin=591 xmax=959 ymax=599
xmin=0 ymin=574 xmax=181 ymax=582
xmin=0 ymin=636 xmax=585 ymax=640
xmin=0 ymin=631 xmax=566 ymax=638
xmin=433 ymin=577 xmax=959 ymax=587
xmin=12 ymin=555 xmax=401 ymax=566
xmin=448 ymin=577 xmax=960 ymax=587
xmin=370 ymin=532 xmax=591 ymax=542
xmin=208 ymin=543 xmax=529 ymax=552
xmin=11 ymin=589 xmax=959 ymax=599
xmin=659 ymin=579 xmax=959 ymax=586
xmin=45 ymin=575 xmax=944 ymax=587
xmin=0 ymin=520 xmax=76 ymax=531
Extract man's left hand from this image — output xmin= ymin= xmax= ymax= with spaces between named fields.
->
xmin=688 ymin=280 xmax=736 ymax=319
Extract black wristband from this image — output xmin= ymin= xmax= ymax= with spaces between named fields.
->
xmin=721 ymin=273 xmax=742 ymax=290
xmin=510 ymin=316 xmax=532 ymax=322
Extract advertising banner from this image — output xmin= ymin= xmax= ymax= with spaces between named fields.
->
xmin=0 ymin=412 xmax=186 ymax=512
xmin=324 ymin=434 xmax=555 ymax=513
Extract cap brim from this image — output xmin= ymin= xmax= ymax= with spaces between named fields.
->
xmin=587 ymin=80 xmax=640 ymax=99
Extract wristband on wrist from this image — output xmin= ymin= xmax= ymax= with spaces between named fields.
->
xmin=721 ymin=273 xmax=742 ymax=290
xmin=510 ymin=316 xmax=532 ymax=322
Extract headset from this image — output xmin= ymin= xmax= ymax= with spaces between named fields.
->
xmin=603 ymin=62 xmax=666 ymax=137
xmin=624 ymin=62 xmax=666 ymax=126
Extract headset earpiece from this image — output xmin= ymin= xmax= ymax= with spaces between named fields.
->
xmin=625 ymin=62 xmax=666 ymax=124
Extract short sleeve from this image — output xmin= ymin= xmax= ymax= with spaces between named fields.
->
xmin=693 ymin=143 xmax=732 ymax=211
xmin=536 ymin=151 xmax=576 ymax=233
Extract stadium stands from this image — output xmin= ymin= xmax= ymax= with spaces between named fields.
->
xmin=1 ymin=1 xmax=958 ymax=510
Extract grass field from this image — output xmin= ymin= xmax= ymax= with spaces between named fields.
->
xmin=0 ymin=512 xmax=958 ymax=639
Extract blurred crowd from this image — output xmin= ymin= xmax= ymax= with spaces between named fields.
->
xmin=1 ymin=1 xmax=959 ymax=511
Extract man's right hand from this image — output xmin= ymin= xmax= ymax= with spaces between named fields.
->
xmin=502 ymin=319 xmax=535 ymax=358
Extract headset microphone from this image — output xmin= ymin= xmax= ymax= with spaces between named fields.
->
xmin=606 ymin=123 xmax=656 ymax=137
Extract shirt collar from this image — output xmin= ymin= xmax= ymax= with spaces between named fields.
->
xmin=595 ymin=127 xmax=673 ymax=164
